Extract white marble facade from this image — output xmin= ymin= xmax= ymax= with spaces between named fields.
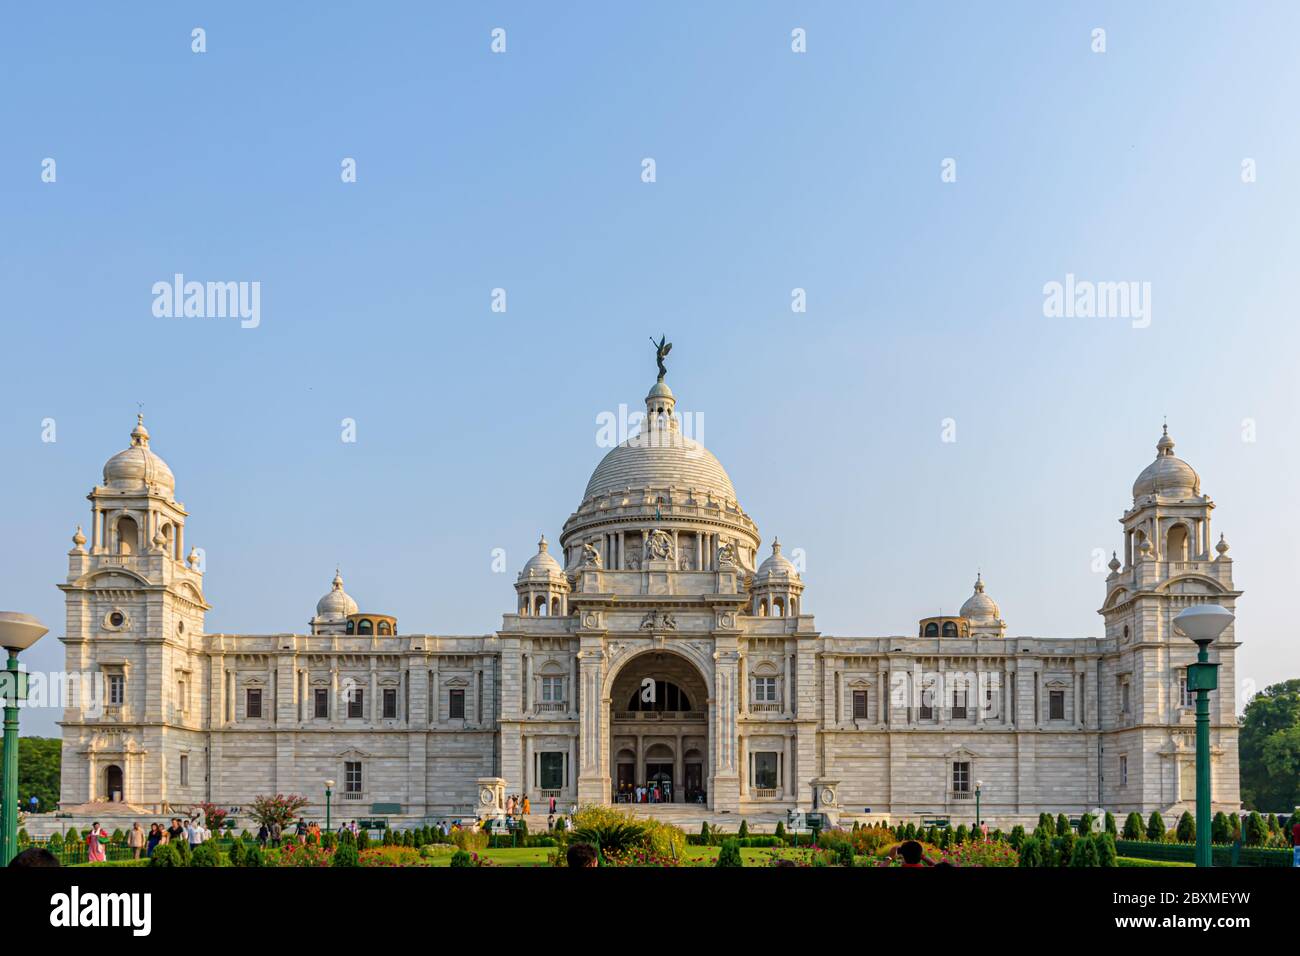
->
xmin=58 ymin=378 xmax=1242 ymax=827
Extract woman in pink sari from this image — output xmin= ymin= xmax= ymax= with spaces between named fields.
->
xmin=86 ymin=822 xmax=108 ymax=863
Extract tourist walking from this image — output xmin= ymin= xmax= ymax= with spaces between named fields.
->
xmin=269 ymin=820 xmax=282 ymax=847
xmin=146 ymin=823 xmax=162 ymax=857
xmin=128 ymin=821 xmax=145 ymax=859
xmin=167 ymin=817 xmax=184 ymax=845
xmin=86 ymin=822 xmax=108 ymax=863
xmin=257 ymin=823 xmax=269 ymax=848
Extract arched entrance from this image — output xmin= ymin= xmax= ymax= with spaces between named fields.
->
xmin=608 ymin=650 xmax=709 ymax=805
xmin=105 ymin=764 xmax=124 ymax=802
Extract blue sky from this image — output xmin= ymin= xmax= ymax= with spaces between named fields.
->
xmin=3 ymin=3 xmax=1297 ymax=735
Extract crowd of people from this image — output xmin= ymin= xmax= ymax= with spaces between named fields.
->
xmin=614 ymin=781 xmax=672 ymax=804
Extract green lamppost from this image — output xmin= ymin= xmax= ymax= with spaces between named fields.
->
xmin=1173 ymin=604 xmax=1234 ymax=868
xmin=324 ymin=779 xmax=335 ymax=832
xmin=975 ymin=780 xmax=983 ymax=831
xmin=0 ymin=613 xmax=48 ymax=866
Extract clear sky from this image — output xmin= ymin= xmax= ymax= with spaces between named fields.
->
xmin=3 ymin=3 xmax=1297 ymax=736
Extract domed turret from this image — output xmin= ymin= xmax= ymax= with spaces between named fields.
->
xmin=958 ymin=573 xmax=1006 ymax=637
xmin=1132 ymin=425 xmax=1200 ymax=500
xmin=103 ymin=415 xmax=176 ymax=496
xmin=315 ymin=569 xmax=358 ymax=620
xmin=516 ymin=535 xmax=570 ymax=617
xmin=751 ymin=539 xmax=804 ymax=618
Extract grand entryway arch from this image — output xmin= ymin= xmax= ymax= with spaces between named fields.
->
xmin=608 ymin=650 xmax=709 ymax=805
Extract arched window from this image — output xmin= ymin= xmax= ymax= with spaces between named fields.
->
xmin=346 ymin=620 xmax=355 ymax=634
xmin=758 ymin=599 xmax=768 ymax=617
xmin=377 ymin=620 xmax=391 ymax=635
xmin=535 ymin=595 xmax=548 ymax=616
xmin=924 ymin=622 xmax=939 ymax=637
xmin=626 ymin=679 xmax=693 ymax=713
xmin=942 ymin=621 xmax=958 ymax=637
xmin=1166 ymin=523 xmax=1189 ymax=562
xmin=773 ymin=597 xmax=786 ymax=617
xmin=551 ymin=597 xmax=561 ymax=616
xmin=357 ymin=618 xmax=374 ymax=635
xmin=115 ymin=515 xmax=139 ymax=555
xmin=519 ymin=599 xmax=528 ymax=616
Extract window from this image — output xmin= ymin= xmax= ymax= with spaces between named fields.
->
xmin=539 ymin=752 xmax=564 ymax=790
xmin=754 ymin=677 xmax=778 ymax=703
xmin=952 ymin=760 xmax=971 ymax=794
xmin=449 ymin=689 xmax=465 ymax=720
xmin=952 ymin=689 xmax=968 ymax=720
xmin=109 ymin=611 xmax=125 ymax=628
xmin=1178 ymin=673 xmax=1193 ymax=708
xmin=378 ymin=620 xmax=391 ymax=635
xmin=107 ymin=674 xmax=124 ymax=706
xmin=625 ymin=679 xmax=692 ymax=712
xmin=541 ymin=676 xmax=564 ymax=703
xmin=358 ymin=619 xmax=373 ymax=635
xmin=347 ymin=688 xmax=364 ymax=719
xmin=919 ymin=686 xmax=934 ymax=720
xmin=941 ymin=621 xmax=958 ymax=637
xmin=176 ymin=679 xmax=186 ymax=715
xmin=1120 ymin=678 xmax=1131 ymax=716
xmin=314 ymin=688 xmax=329 ymax=719
xmin=1049 ymin=690 xmax=1065 ymax=720
xmin=345 ymin=761 xmax=362 ymax=794
xmin=246 ymin=688 xmax=262 ymax=719
xmin=924 ymin=622 xmax=939 ymax=637
xmin=382 ymin=688 xmax=398 ymax=719
xmin=853 ymin=690 xmax=868 ymax=719
xmin=753 ymin=752 xmax=779 ymax=790
xmin=1119 ymin=754 xmax=1128 ymax=787
xmin=179 ymin=754 xmax=189 ymax=787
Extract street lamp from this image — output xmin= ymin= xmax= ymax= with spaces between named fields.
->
xmin=975 ymin=779 xmax=983 ymax=832
xmin=0 ymin=612 xmax=48 ymax=866
xmin=1172 ymin=604 xmax=1234 ymax=868
xmin=324 ymin=779 xmax=335 ymax=832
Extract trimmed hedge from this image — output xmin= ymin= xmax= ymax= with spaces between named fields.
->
xmin=1114 ymin=839 xmax=1291 ymax=868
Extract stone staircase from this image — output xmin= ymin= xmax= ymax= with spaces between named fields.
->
xmin=521 ymin=805 xmax=791 ymax=833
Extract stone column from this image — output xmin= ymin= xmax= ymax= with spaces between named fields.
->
xmin=576 ymin=642 xmax=608 ymax=804
xmin=675 ymin=733 xmax=684 ymax=801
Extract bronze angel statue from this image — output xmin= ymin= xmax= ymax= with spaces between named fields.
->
xmin=650 ymin=335 xmax=672 ymax=381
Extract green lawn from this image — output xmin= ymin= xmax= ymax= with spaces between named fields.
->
xmin=1117 ymin=856 xmax=1193 ymax=868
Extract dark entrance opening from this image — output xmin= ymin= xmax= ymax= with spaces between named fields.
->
xmin=105 ymin=764 xmax=123 ymax=802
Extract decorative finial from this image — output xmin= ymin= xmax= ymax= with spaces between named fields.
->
xmin=130 ymin=412 xmax=150 ymax=447
xmin=332 ymin=567 xmax=344 ymax=589
xmin=187 ymin=546 xmax=201 ymax=569
xmin=974 ymin=572 xmax=984 ymax=592
xmin=1157 ymin=423 xmax=1175 ymax=456
xmin=1215 ymin=533 xmax=1230 ymax=557
xmin=538 ymin=534 xmax=548 ymax=552
xmin=772 ymin=538 xmax=782 ymax=554
xmin=1108 ymin=551 xmax=1121 ymax=572
xmin=72 ymin=525 xmax=86 ymax=550
xmin=650 ymin=334 xmax=672 ymax=382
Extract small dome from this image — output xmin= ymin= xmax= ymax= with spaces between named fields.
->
xmin=316 ymin=569 xmax=358 ymax=620
xmin=521 ymin=535 xmax=563 ymax=577
xmin=103 ymin=415 xmax=175 ymax=495
xmin=959 ymin=573 xmax=1000 ymax=622
xmin=1132 ymin=425 xmax=1200 ymax=499
xmin=756 ymin=539 xmax=800 ymax=582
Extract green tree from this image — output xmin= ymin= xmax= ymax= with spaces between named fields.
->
xmin=1054 ymin=830 xmax=1075 ymax=867
xmin=1211 ymin=811 xmax=1231 ymax=843
xmin=332 ymin=843 xmax=360 ymax=867
xmin=1038 ymin=812 xmax=1055 ymax=836
xmin=1095 ymin=833 xmax=1118 ymax=867
xmin=228 ymin=837 xmax=247 ymax=866
xmin=150 ymin=844 xmax=183 ymax=868
xmin=1069 ymin=834 xmax=1099 ymax=866
xmin=1122 ymin=812 xmax=1144 ymax=840
xmin=1146 ymin=811 xmax=1165 ymax=842
xmin=1175 ymin=811 xmax=1195 ymax=843
xmin=1055 ymin=813 xmax=1070 ymax=837
xmin=1018 ymin=838 xmax=1043 ymax=867
xmin=1244 ymin=811 xmax=1268 ymax=846
xmin=190 ymin=843 xmax=220 ymax=867
xmin=716 ymin=838 xmax=743 ymax=868
xmin=738 ymin=819 xmax=749 ymax=839
xmin=1104 ymin=812 xmax=1117 ymax=837
xmin=0 ymin=736 xmax=61 ymax=812
xmin=955 ymin=824 xmax=968 ymax=845
xmin=248 ymin=793 xmax=310 ymax=830
xmin=1009 ymin=825 xmax=1026 ymax=849
xmin=1238 ymin=679 xmax=1300 ymax=811
xmin=242 ymin=845 xmax=265 ymax=867
xmin=450 ymin=849 xmax=474 ymax=867
xmin=774 ymin=820 xmax=785 ymax=841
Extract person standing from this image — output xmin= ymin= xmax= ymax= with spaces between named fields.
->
xmin=1291 ymin=808 xmax=1300 ymax=868
xmin=269 ymin=820 xmax=282 ymax=847
xmin=167 ymin=817 xmax=184 ymax=846
xmin=523 ymin=795 xmax=530 ymax=816
xmin=128 ymin=821 xmax=145 ymax=859
xmin=146 ymin=824 xmax=162 ymax=857
xmin=86 ymin=822 xmax=108 ymax=863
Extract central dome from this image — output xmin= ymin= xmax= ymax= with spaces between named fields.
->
xmin=583 ymin=379 xmax=737 ymax=503
xmin=103 ymin=415 xmax=175 ymax=495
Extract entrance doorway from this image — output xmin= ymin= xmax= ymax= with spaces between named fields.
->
xmin=105 ymin=764 xmax=123 ymax=802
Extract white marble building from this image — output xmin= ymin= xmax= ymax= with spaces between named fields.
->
xmin=57 ymin=370 xmax=1242 ymax=827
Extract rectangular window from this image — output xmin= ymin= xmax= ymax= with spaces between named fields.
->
xmin=176 ymin=679 xmax=186 ymax=715
xmin=919 ymin=687 xmax=934 ymax=720
xmin=1178 ymin=673 xmax=1193 ymax=708
xmin=753 ymin=752 xmax=779 ymax=790
xmin=1119 ymin=754 xmax=1128 ymax=787
xmin=754 ymin=677 xmax=778 ymax=702
xmin=853 ymin=690 xmax=868 ymax=719
xmin=952 ymin=689 xmax=968 ymax=720
xmin=541 ymin=676 xmax=564 ymax=702
xmin=180 ymin=754 xmax=189 ymax=787
xmin=347 ymin=688 xmax=364 ymax=719
xmin=539 ymin=752 xmax=564 ymax=790
xmin=108 ymin=674 xmax=124 ymax=706
xmin=246 ymin=688 xmax=262 ymax=719
xmin=1120 ymin=678 xmax=1131 ymax=716
xmin=382 ymin=688 xmax=398 ymax=719
xmin=1049 ymin=690 xmax=1065 ymax=720
xmin=314 ymin=688 xmax=329 ymax=719
xmin=449 ymin=689 xmax=465 ymax=720
xmin=952 ymin=760 xmax=971 ymax=794
xmin=345 ymin=760 xmax=362 ymax=794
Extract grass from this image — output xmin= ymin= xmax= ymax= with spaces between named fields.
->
xmin=1117 ymin=856 xmax=1193 ymax=868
